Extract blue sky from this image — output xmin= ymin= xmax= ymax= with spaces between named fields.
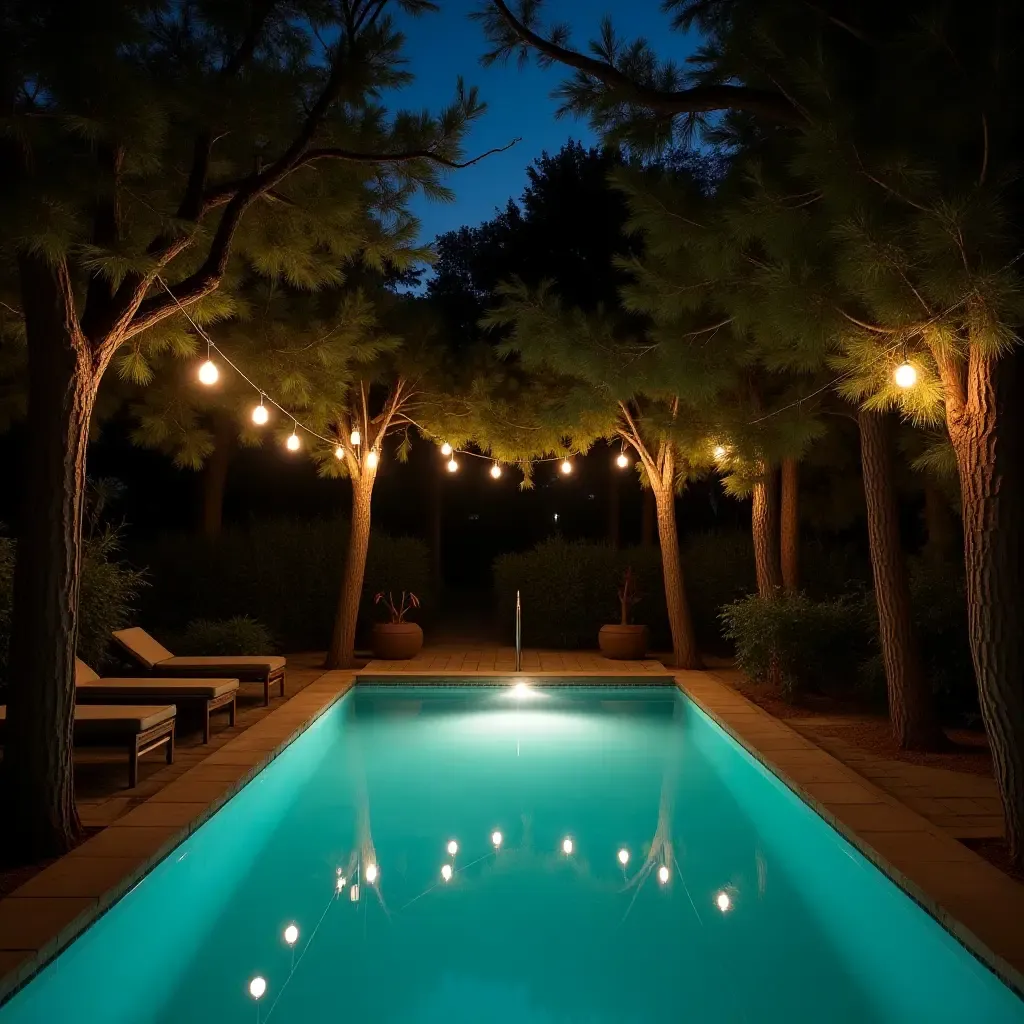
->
xmin=390 ymin=1 xmax=698 ymax=246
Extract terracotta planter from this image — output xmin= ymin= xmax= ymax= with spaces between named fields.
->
xmin=371 ymin=622 xmax=423 ymax=660
xmin=599 ymin=624 xmax=649 ymax=660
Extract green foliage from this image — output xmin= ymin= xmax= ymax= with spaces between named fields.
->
xmin=0 ymin=531 xmax=145 ymax=686
xmin=721 ymin=592 xmax=871 ymax=702
xmin=135 ymin=517 xmax=431 ymax=651
xmin=177 ymin=616 xmax=276 ymax=658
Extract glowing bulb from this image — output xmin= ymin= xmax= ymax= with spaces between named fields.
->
xmin=366 ymin=450 xmax=379 ymax=469
xmin=561 ymin=459 xmax=572 ymax=475
xmin=286 ymin=431 xmax=300 ymax=452
xmin=715 ymin=890 xmax=732 ymax=912
xmin=492 ymin=830 xmax=503 ymax=848
xmin=334 ymin=445 xmax=344 ymax=460
xmin=365 ymin=864 xmax=378 ymax=884
xmin=249 ymin=977 xmax=267 ymax=1000
xmin=440 ymin=442 xmax=453 ymax=456
xmin=198 ymin=359 xmax=219 ymax=386
xmin=490 ymin=462 xmax=502 ymax=479
xmin=441 ymin=864 xmax=453 ymax=882
xmin=513 ymin=682 xmax=529 ymax=696
xmin=616 ymin=452 xmax=629 ymax=469
xmin=251 ymin=403 xmax=268 ymax=425
xmin=283 ymin=923 xmax=298 ymax=946
xmin=350 ymin=428 xmax=361 ymax=446
xmin=894 ymin=361 xmax=917 ymax=389
xmin=447 ymin=840 xmax=459 ymax=857
xmin=618 ymin=848 xmax=630 ymax=866
xmin=447 ymin=458 xmax=458 ymax=473
xmin=658 ymin=865 xmax=670 ymax=885
xmin=713 ymin=445 xmax=727 ymax=460
xmin=562 ymin=837 xmax=574 ymax=855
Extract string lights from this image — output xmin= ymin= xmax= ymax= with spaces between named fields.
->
xmin=561 ymin=458 xmax=573 ymax=475
xmin=286 ymin=424 xmax=301 ymax=451
xmin=198 ymin=342 xmax=219 ymax=386
xmin=894 ymin=360 xmax=917 ymax=389
xmin=252 ymin=395 xmax=269 ymax=425
xmin=490 ymin=462 xmax=502 ymax=479
xmin=616 ymin=452 xmax=629 ymax=469
xmin=350 ymin=428 xmax=361 ymax=447
xmin=366 ymin=450 xmax=379 ymax=470
xmin=447 ymin=456 xmax=459 ymax=473
xmin=440 ymin=442 xmax=453 ymax=456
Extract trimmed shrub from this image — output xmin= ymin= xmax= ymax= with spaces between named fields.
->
xmin=177 ymin=616 xmax=276 ymax=656
xmin=720 ymin=592 xmax=871 ymax=701
xmin=135 ymin=517 xmax=431 ymax=652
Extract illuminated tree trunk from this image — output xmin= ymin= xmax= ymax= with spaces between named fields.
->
xmin=941 ymin=350 xmax=1024 ymax=865
xmin=780 ymin=457 xmax=799 ymax=592
xmin=858 ymin=409 xmax=944 ymax=751
xmin=327 ymin=474 xmax=374 ymax=669
xmin=4 ymin=255 xmax=95 ymax=860
xmin=752 ymin=463 xmax=783 ymax=598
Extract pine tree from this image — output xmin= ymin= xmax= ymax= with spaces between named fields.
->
xmin=0 ymin=0 xmax=507 ymax=859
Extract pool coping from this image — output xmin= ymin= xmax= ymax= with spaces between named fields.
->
xmin=0 ymin=670 xmax=356 ymax=1007
xmin=676 ymin=669 xmax=1024 ymax=999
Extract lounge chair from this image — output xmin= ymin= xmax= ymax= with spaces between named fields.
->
xmin=75 ymin=659 xmax=238 ymax=744
xmin=0 ymin=704 xmax=175 ymax=789
xmin=112 ymin=627 xmax=286 ymax=706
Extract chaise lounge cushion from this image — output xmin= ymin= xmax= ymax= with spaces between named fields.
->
xmin=0 ymin=704 xmax=176 ymax=740
xmin=112 ymin=628 xmax=285 ymax=678
xmin=75 ymin=659 xmax=238 ymax=699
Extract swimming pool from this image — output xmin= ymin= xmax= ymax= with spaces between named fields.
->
xmin=2 ymin=683 xmax=1021 ymax=1023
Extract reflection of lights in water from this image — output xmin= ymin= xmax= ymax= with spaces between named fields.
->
xmin=349 ymin=883 xmax=360 ymax=902
xmin=562 ymin=837 xmax=574 ymax=855
xmin=365 ymin=864 xmax=379 ymax=884
xmin=447 ymin=839 xmax=459 ymax=857
xmin=336 ymin=875 xmax=346 ymax=892
xmin=716 ymin=890 xmax=732 ymax=912
xmin=492 ymin=830 xmax=503 ymax=848
xmin=249 ymin=977 xmax=267 ymax=1000
xmin=618 ymin=848 xmax=630 ymax=866
xmin=441 ymin=864 xmax=453 ymax=882
xmin=658 ymin=865 xmax=670 ymax=884
xmin=283 ymin=923 xmax=299 ymax=946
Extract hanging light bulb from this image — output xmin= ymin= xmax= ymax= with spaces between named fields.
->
xmin=251 ymin=396 xmax=268 ymax=425
xmin=616 ymin=452 xmax=629 ymax=469
xmin=490 ymin=462 xmax=502 ymax=479
xmin=334 ymin=445 xmax=344 ymax=460
xmin=447 ymin=457 xmax=459 ymax=473
xmin=713 ymin=445 xmax=727 ymax=461
xmin=198 ymin=357 xmax=219 ymax=386
xmin=350 ymin=428 xmax=361 ymax=447
xmin=286 ymin=425 xmax=300 ymax=452
xmin=440 ymin=442 xmax=453 ymax=457
xmin=366 ymin=449 xmax=379 ymax=469
xmin=894 ymin=361 xmax=917 ymax=389
xmin=561 ymin=458 xmax=573 ymax=475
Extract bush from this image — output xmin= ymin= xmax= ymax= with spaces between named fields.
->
xmin=720 ymin=592 xmax=871 ymax=701
xmin=177 ymin=615 xmax=276 ymax=656
xmin=135 ymin=517 xmax=431 ymax=652
xmin=0 ymin=530 xmax=145 ymax=685
xmin=493 ymin=531 xmax=756 ymax=652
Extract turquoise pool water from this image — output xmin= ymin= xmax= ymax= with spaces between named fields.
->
xmin=2 ymin=684 xmax=1021 ymax=1023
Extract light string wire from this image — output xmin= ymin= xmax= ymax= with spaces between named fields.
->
xmin=155 ymin=274 xmax=579 ymax=470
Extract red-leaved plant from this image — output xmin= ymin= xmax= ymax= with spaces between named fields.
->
xmin=374 ymin=591 xmax=421 ymax=624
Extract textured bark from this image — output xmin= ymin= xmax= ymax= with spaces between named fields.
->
xmin=859 ymin=409 xmax=945 ymax=750
xmin=641 ymin=487 xmax=656 ymax=546
xmin=780 ymin=457 xmax=800 ymax=592
xmin=941 ymin=351 xmax=1024 ymax=865
xmin=752 ymin=465 xmax=783 ymax=598
xmin=199 ymin=417 xmax=235 ymax=538
xmin=326 ymin=475 xmax=374 ymax=669
xmin=653 ymin=483 xmax=701 ymax=670
xmin=607 ymin=462 xmax=620 ymax=549
xmin=4 ymin=257 xmax=95 ymax=860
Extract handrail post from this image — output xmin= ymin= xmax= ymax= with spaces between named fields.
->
xmin=515 ymin=590 xmax=522 ymax=672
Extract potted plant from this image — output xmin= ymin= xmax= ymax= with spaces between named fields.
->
xmin=371 ymin=591 xmax=423 ymax=660
xmin=599 ymin=568 xmax=649 ymax=660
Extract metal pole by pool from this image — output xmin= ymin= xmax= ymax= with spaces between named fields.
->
xmin=515 ymin=590 xmax=522 ymax=672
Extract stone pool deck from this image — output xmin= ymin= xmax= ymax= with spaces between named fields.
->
xmin=2 ymin=648 xmax=1022 ymax=1005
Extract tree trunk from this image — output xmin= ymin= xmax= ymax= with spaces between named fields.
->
xmin=641 ymin=487 xmax=656 ymax=546
xmin=780 ymin=457 xmax=800 ymax=592
xmin=859 ymin=409 xmax=945 ymax=751
xmin=944 ymin=352 xmax=1024 ymax=865
xmin=199 ymin=417 xmax=235 ymax=538
xmin=4 ymin=257 xmax=96 ymax=860
xmin=752 ymin=464 xmax=783 ymax=598
xmin=923 ymin=479 xmax=956 ymax=562
xmin=608 ymin=461 xmax=620 ymax=549
xmin=653 ymin=485 xmax=701 ymax=670
xmin=326 ymin=475 xmax=374 ymax=669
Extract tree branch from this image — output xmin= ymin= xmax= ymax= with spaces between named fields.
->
xmin=488 ymin=0 xmax=801 ymax=125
